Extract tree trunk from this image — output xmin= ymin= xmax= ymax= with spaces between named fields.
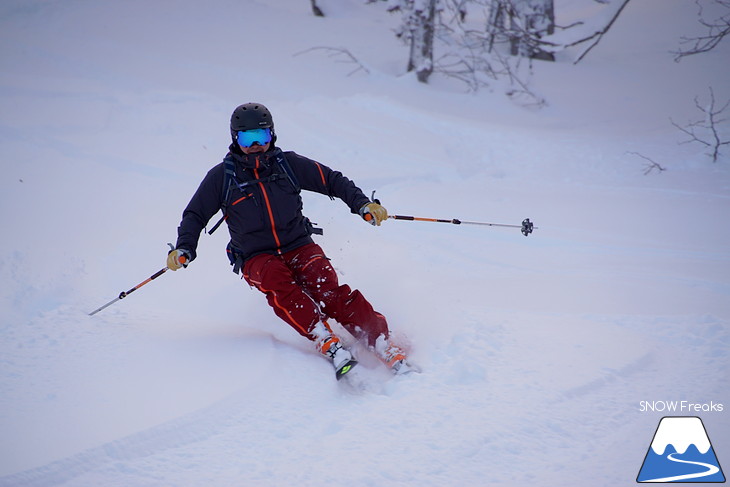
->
xmin=310 ymin=0 xmax=324 ymax=17
xmin=406 ymin=0 xmax=438 ymax=83
xmin=486 ymin=0 xmax=508 ymax=52
xmin=508 ymin=0 xmax=555 ymax=61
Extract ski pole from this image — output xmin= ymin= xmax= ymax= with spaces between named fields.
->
xmin=88 ymin=245 xmax=186 ymax=316
xmin=88 ymin=266 xmax=169 ymax=316
xmin=388 ymin=215 xmax=536 ymax=236
xmin=368 ymin=192 xmax=536 ymax=236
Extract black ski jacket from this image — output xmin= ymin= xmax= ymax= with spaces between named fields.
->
xmin=175 ymin=144 xmax=370 ymax=263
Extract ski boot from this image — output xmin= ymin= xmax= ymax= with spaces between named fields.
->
xmin=314 ymin=323 xmax=358 ymax=380
xmin=375 ymin=338 xmax=420 ymax=376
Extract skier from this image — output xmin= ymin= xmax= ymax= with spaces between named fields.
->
xmin=167 ymin=102 xmax=412 ymax=378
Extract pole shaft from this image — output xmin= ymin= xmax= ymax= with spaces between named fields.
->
xmin=88 ymin=297 xmax=121 ymax=316
xmin=390 ymin=215 xmax=459 ymax=224
xmin=88 ymin=267 xmax=168 ymax=316
xmin=459 ymin=220 xmax=521 ymax=229
xmin=390 ymin=215 xmax=520 ymax=228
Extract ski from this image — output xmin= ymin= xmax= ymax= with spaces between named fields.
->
xmin=335 ymin=358 xmax=358 ymax=380
xmin=393 ymin=360 xmax=422 ymax=376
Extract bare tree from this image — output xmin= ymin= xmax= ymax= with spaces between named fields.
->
xmin=423 ymin=0 xmax=546 ymax=104
xmin=433 ymin=25 xmax=547 ymax=106
xmin=310 ymin=0 xmax=324 ymax=17
xmin=485 ymin=0 xmax=508 ymax=51
xmin=365 ymin=0 xmax=625 ymax=102
xmin=673 ymin=0 xmax=730 ymax=61
xmin=671 ymin=87 xmax=730 ymax=162
xmin=443 ymin=0 xmax=469 ymax=21
xmin=484 ymin=0 xmax=631 ymax=64
xmin=390 ymin=0 xmax=441 ymax=83
xmin=485 ymin=0 xmax=555 ymax=61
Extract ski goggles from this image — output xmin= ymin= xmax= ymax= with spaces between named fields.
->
xmin=237 ymin=128 xmax=272 ymax=148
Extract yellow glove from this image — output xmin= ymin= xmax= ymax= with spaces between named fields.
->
xmin=167 ymin=249 xmax=191 ymax=271
xmin=359 ymin=202 xmax=388 ymax=226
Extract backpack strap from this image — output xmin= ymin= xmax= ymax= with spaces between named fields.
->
xmin=274 ymin=151 xmax=324 ymax=235
xmin=208 ymin=151 xmax=293 ymax=236
xmin=208 ymin=150 xmax=323 ymax=241
xmin=272 ymin=150 xmax=300 ymax=192
xmin=272 ymin=152 xmax=325 ymax=235
xmin=208 ymin=155 xmax=238 ymax=235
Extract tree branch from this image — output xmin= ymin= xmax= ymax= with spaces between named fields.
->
xmin=671 ymin=87 xmax=730 ymax=162
xmin=570 ymin=0 xmax=632 ymax=64
xmin=673 ymin=0 xmax=730 ymax=61
xmin=628 ymin=151 xmax=667 ymax=175
xmin=294 ymin=47 xmax=370 ymax=76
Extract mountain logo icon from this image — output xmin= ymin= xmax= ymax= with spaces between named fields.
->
xmin=637 ymin=416 xmax=726 ymax=483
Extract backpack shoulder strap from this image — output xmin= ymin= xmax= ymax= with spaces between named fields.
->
xmin=272 ymin=150 xmax=300 ymax=192
xmin=209 ymin=151 xmax=300 ymax=236
xmin=221 ymin=155 xmax=237 ymax=207
xmin=271 ymin=150 xmax=325 ymax=235
xmin=208 ymin=155 xmax=238 ymax=235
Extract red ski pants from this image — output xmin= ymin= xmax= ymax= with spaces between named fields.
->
xmin=242 ymin=242 xmax=389 ymax=346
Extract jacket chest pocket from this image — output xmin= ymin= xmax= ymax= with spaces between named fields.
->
xmin=228 ymin=189 xmax=265 ymax=232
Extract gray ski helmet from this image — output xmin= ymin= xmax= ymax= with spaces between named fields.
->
xmin=230 ymin=103 xmax=275 ymax=144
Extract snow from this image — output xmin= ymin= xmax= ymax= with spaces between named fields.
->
xmin=1 ymin=0 xmax=729 ymax=486
xmin=650 ymin=417 xmax=712 ymax=455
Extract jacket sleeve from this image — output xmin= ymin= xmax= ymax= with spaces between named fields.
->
xmin=175 ymin=163 xmax=224 ymax=261
xmin=285 ymin=152 xmax=370 ymax=214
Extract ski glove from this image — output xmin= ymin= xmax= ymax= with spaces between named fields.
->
xmin=167 ymin=249 xmax=191 ymax=271
xmin=359 ymin=202 xmax=388 ymax=226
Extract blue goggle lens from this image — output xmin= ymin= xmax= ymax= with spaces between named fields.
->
xmin=237 ymin=128 xmax=272 ymax=148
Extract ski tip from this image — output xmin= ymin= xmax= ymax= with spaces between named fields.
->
xmin=335 ymin=359 xmax=358 ymax=381
xmin=393 ymin=360 xmax=422 ymax=376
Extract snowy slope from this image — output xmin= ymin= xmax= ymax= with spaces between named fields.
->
xmin=1 ymin=0 xmax=729 ymax=486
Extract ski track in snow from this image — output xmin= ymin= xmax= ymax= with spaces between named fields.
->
xmin=0 ymin=307 xmax=726 ymax=486
xmin=1 ymin=0 xmax=729 ymax=485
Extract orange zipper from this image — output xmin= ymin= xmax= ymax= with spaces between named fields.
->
xmin=231 ymin=194 xmax=251 ymax=206
xmin=254 ymin=156 xmax=282 ymax=251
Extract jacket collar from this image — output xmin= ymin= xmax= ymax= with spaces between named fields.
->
xmin=228 ymin=144 xmax=282 ymax=170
